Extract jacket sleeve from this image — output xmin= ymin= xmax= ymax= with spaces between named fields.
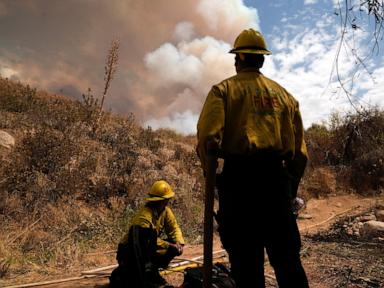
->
xmin=287 ymin=102 xmax=308 ymax=198
xmin=196 ymin=85 xmax=226 ymax=173
xmin=119 ymin=210 xmax=153 ymax=245
xmin=156 ymin=237 xmax=170 ymax=251
xmin=164 ymin=207 xmax=185 ymax=244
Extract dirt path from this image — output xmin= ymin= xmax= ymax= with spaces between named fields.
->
xmin=2 ymin=194 xmax=382 ymax=288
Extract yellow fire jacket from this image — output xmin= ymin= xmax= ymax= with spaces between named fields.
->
xmin=120 ymin=204 xmax=185 ymax=254
xmin=197 ymin=68 xmax=308 ymax=193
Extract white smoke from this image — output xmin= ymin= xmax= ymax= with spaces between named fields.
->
xmin=173 ymin=22 xmax=196 ymax=42
xmin=143 ymin=35 xmax=234 ymax=134
xmin=144 ymin=110 xmax=199 ymax=135
xmin=143 ymin=0 xmax=260 ymax=133
xmin=0 ymin=65 xmax=18 ymax=79
xmin=196 ymin=0 xmax=260 ymax=38
xmin=0 ymin=2 xmax=7 ymax=17
xmin=144 ymin=35 xmax=233 ymax=93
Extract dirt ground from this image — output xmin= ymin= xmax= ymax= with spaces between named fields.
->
xmin=2 ymin=193 xmax=383 ymax=288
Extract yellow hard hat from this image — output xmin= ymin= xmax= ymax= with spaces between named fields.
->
xmin=146 ymin=180 xmax=175 ymax=201
xmin=229 ymin=28 xmax=271 ymax=55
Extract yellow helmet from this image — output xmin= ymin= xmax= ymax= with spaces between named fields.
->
xmin=229 ymin=28 xmax=271 ymax=55
xmin=146 ymin=180 xmax=175 ymax=201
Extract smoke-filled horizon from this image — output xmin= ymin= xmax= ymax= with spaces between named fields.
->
xmin=1 ymin=0 xmax=383 ymax=134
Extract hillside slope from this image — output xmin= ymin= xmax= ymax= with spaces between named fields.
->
xmin=0 ymin=77 xmax=383 ymax=286
xmin=0 ymin=77 xmax=204 ymax=283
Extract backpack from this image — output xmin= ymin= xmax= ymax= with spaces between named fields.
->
xmin=182 ymin=263 xmax=236 ymax=288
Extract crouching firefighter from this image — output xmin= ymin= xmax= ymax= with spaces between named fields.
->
xmin=109 ymin=180 xmax=185 ymax=288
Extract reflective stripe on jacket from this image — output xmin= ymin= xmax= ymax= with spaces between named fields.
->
xmin=197 ymin=68 xmax=308 ymax=187
xmin=120 ymin=205 xmax=185 ymax=254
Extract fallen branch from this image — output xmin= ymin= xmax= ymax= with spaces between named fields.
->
xmin=348 ymin=239 xmax=384 ymax=246
xmin=170 ymin=258 xmax=204 ymax=265
xmin=80 ymin=256 xmax=226 ymax=277
xmin=170 ymin=249 xmax=226 ymax=269
xmin=356 ymin=276 xmax=381 ymax=285
xmin=81 ymin=264 xmax=117 ymax=275
xmin=3 ymin=275 xmax=89 ymax=288
xmin=162 ymin=257 xmax=228 ymax=275
xmin=2 ymin=250 xmax=227 ymax=287
xmin=80 ymin=249 xmax=226 ymax=275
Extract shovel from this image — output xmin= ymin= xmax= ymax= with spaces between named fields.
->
xmin=203 ymin=145 xmax=218 ymax=288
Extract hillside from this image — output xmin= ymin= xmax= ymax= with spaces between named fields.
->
xmin=0 ymin=77 xmax=383 ymax=287
xmin=0 ymin=77 xmax=205 ymax=283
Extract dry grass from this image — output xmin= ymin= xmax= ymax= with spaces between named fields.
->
xmin=303 ymin=107 xmax=384 ymax=197
xmin=0 ymin=77 xmax=204 ymax=282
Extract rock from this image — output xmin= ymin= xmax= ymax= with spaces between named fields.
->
xmin=376 ymin=201 xmax=384 ymax=210
xmin=360 ymin=220 xmax=384 ymax=237
xmin=352 ymin=225 xmax=360 ymax=233
xmin=298 ymin=213 xmax=313 ymax=220
xmin=360 ymin=214 xmax=376 ymax=222
xmin=375 ymin=210 xmax=384 ymax=222
xmin=0 ymin=130 xmax=15 ymax=149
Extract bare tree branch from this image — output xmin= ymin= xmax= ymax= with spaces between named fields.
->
xmin=332 ymin=0 xmax=383 ymax=111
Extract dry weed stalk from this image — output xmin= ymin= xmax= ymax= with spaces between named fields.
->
xmin=0 ymin=259 xmax=10 ymax=278
xmin=100 ymin=39 xmax=120 ymax=113
xmin=93 ymin=39 xmax=120 ymax=133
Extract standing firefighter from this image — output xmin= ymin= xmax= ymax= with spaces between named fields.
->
xmin=109 ymin=180 xmax=185 ymax=288
xmin=197 ymin=29 xmax=309 ymax=288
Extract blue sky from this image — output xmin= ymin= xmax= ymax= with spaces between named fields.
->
xmin=0 ymin=0 xmax=383 ymax=134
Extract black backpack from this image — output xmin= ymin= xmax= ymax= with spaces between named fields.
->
xmin=182 ymin=263 xmax=236 ymax=288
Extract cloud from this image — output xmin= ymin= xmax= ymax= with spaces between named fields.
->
xmin=304 ymin=0 xmax=318 ymax=5
xmin=263 ymin=12 xmax=379 ymax=128
xmin=357 ymin=66 xmax=384 ymax=108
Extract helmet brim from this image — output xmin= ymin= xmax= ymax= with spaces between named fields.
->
xmin=229 ymin=48 xmax=272 ymax=55
xmin=146 ymin=190 xmax=175 ymax=201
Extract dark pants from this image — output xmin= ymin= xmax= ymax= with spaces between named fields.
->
xmin=109 ymin=226 xmax=178 ymax=288
xmin=216 ymin=157 xmax=309 ymax=288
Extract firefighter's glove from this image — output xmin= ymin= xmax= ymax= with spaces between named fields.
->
xmin=144 ymin=262 xmax=155 ymax=274
xmin=169 ymin=242 xmax=183 ymax=256
xmin=292 ymin=197 xmax=305 ymax=217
